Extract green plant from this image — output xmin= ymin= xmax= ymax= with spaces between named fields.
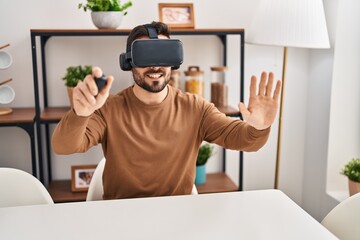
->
xmin=78 ymin=0 xmax=132 ymax=15
xmin=196 ymin=143 xmax=214 ymax=166
xmin=62 ymin=65 xmax=92 ymax=87
xmin=341 ymin=158 xmax=360 ymax=182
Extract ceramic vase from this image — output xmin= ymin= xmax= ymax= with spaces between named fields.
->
xmin=195 ymin=165 xmax=206 ymax=185
xmin=348 ymin=178 xmax=360 ymax=196
xmin=91 ymin=12 xmax=123 ymax=29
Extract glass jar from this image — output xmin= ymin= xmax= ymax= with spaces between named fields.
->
xmin=168 ymin=70 xmax=181 ymax=89
xmin=210 ymin=66 xmax=228 ymax=107
xmin=184 ymin=66 xmax=204 ymax=97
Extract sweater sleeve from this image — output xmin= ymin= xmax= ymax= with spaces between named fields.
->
xmin=51 ymin=109 xmax=106 ymax=154
xmin=200 ymin=102 xmax=270 ymax=152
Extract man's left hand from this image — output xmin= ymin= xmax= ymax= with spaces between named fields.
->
xmin=238 ymin=71 xmax=281 ymax=130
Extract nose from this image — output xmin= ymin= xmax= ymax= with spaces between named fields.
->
xmin=150 ymin=66 xmax=160 ymax=71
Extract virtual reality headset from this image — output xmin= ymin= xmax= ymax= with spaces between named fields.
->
xmin=119 ymin=25 xmax=184 ymax=71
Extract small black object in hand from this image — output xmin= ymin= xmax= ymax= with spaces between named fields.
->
xmin=95 ymin=74 xmax=107 ymax=95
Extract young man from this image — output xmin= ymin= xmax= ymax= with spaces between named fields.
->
xmin=52 ymin=21 xmax=281 ymax=200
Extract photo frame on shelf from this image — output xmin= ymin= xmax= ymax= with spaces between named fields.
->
xmin=71 ymin=164 xmax=97 ymax=192
xmin=158 ymin=3 xmax=195 ymax=29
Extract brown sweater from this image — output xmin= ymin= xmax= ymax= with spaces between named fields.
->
xmin=52 ymin=86 xmax=270 ymax=199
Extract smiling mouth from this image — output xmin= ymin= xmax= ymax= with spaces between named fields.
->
xmin=146 ymin=73 xmax=163 ymax=79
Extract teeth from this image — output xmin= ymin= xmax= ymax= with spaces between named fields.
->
xmin=148 ymin=74 xmax=162 ymax=78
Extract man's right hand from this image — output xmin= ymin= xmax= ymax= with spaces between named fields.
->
xmin=72 ymin=66 xmax=114 ymax=117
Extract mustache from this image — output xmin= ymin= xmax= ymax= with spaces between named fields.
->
xmin=144 ymin=69 xmax=166 ymax=75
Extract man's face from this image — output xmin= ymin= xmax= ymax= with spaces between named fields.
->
xmin=131 ymin=35 xmax=172 ymax=93
xmin=132 ymin=66 xmax=171 ymax=93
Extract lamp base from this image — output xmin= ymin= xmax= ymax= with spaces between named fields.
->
xmin=0 ymin=107 xmax=13 ymax=115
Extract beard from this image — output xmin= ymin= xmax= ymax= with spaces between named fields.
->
xmin=132 ymin=68 xmax=170 ymax=93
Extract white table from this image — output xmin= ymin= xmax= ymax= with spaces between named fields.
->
xmin=0 ymin=190 xmax=337 ymax=240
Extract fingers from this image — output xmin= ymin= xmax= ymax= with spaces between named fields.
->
xmin=249 ymin=75 xmax=257 ymax=98
xmin=103 ymin=75 xmax=114 ymax=93
xmin=96 ymin=75 xmax=114 ymax=101
xmin=258 ymin=72 xmax=267 ymax=95
xmin=252 ymin=71 xmax=278 ymax=98
xmin=75 ymin=78 xmax=96 ymax=105
xmin=272 ymin=80 xmax=282 ymax=101
xmin=88 ymin=67 xmax=103 ymax=96
xmin=73 ymin=66 xmax=113 ymax=106
xmin=251 ymin=72 xmax=272 ymax=97
xmin=265 ymin=72 xmax=274 ymax=97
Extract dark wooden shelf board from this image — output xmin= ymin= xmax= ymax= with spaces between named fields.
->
xmin=40 ymin=107 xmax=70 ymax=122
xmin=31 ymin=29 xmax=244 ymax=36
xmin=196 ymin=173 xmax=238 ymax=193
xmin=0 ymin=107 xmax=35 ymax=124
xmin=48 ymin=180 xmax=87 ymax=203
xmin=217 ymin=106 xmax=241 ymax=117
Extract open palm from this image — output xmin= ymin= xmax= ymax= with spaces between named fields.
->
xmin=239 ymin=72 xmax=281 ymax=130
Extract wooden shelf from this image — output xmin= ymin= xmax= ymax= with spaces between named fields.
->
xmin=217 ymin=106 xmax=240 ymax=117
xmin=31 ymin=28 xmax=244 ymax=36
xmin=196 ymin=173 xmax=238 ymax=193
xmin=0 ymin=107 xmax=38 ymax=177
xmin=40 ymin=107 xmax=70 ymax=122
xmin=48 ymin=180 xmax=87 ymax=203
xmin=48 ymin=173 xmax=237 ymax=203
xmin=0 ymin=107 xmax=35 ymax=124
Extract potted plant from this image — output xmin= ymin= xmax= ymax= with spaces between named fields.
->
xmin=340 ymin=158 xmax=360 ymax=196
xmin=62 ymin=65 xmax=92 ymax=108
xmin=78 ymin=0 xmax=132 ymax=29
xmin=195 ymin=143 xmax=214 ymax=185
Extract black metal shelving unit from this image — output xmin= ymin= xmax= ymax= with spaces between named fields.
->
xmin=30 ymin=28 xmax=245 ymax=201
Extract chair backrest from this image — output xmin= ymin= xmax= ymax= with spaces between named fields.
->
xmin=321 ymin=192 xmax=360 ymax=240
xmin=192 ymin=184 xmax=198 ymax=194
xmin=0 ymin=168 xmax=54 ymax=207
xmin=86 ymin=157 xmax=106 ymax=201
xmin=86 ymin=157 xmax=198 ymax=201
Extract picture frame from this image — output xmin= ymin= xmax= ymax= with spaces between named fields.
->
xmin=71 ymin=164 xmax=97 ymax=192
xmin=158 ymin=3 xmax=195 ymax=29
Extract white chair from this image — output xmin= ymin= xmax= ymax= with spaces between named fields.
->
xmin=0 ymin=168 xmax=54 ymax=207
xmin=86 ymin=157 xmax=106 ymax=201
xmin=86 ymin=157 xmax=198 ymax=201
xmin=321 ymin=192 xmax=360 ymax=240
xmin=191 ymin=184 xmax=198 ymax=194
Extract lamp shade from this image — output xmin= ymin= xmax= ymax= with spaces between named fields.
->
xmin=246 ymin=0 xmax=330 ymax=49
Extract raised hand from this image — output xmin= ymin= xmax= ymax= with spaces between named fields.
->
xmin=72 ymin=66 xmax=114 ymax=117
xmin=238 ymin=71 xmax=281 ymax=130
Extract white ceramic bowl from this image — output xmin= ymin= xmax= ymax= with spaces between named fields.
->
xmin=0 ymin=51 xmax=13 ymax=69
xmin=91 ymin=11 xmax=123 ymax=29
xmin=0 ymin=85 xmax=15 ymax=104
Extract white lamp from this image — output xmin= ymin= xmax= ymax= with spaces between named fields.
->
xmin=246 ymin=0 xmax=330 ymax=189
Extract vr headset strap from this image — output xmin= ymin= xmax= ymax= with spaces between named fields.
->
xmin=126 ymin=24 xmax=158 ymax=53
xmin=143 ymin=24 xmax=158 ymax=39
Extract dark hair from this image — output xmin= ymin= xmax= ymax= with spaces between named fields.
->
xmin=126 ymin=21 xmax=171 ymax=50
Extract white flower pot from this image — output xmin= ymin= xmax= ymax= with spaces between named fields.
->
xmin=91 ymin=11 xmax=123 ymax=29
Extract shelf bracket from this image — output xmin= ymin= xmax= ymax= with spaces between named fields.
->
xmin=216 ymin=35 xmax=227 ymax=66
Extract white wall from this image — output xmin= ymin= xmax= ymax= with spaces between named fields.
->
xmin=326 ymin=0 xmax=360 ymax=198
xmin=0 ymin=0 xmax=353 ymax=221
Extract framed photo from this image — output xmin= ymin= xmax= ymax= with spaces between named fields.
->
xmin=71 ymin=164 xmax=97 ymax=192
xmin=158 ymin=3 xmax=195 ymax=29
